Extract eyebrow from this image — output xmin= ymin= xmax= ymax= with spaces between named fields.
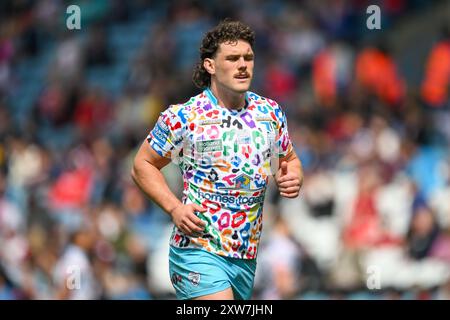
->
xmin=225 ymin=53 xmax=254 ymax=59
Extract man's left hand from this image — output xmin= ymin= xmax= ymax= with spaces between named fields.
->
xmin=276 ymin=161 xmax=301 ymax=198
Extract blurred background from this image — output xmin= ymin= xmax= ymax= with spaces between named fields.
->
xmin=1 ymin=0 xmax=450 ymax=300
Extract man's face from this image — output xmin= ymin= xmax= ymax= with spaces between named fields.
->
xmin=206 ymin=40 xmax=254 ymax=93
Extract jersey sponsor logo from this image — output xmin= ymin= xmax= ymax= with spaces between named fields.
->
xmin=217 ymin=173 xmax=265 ymax=191
xmin=196 ymin=139 xmax=222 ymax=153
xmin=152 ymin=123 xmax=169 ymax=142
xmin=171 ymin=272 xmax=183 ymax=286
xmin=198 ymin=190 xmax=236 ymax=204
xmin=233 ymin=174 xmax=252 ymax=189
xmin=158 ymin=119 xmax=170 ymax=131
xmin=255 ymin=116 xmax=272 ymax=122
xmin=197 ymin=190 xmax=265 ymax=206
xmin=188 ymin=272 xmax=201 ymax=286
xmin=199 ymin=118 xmax=222 ymax=126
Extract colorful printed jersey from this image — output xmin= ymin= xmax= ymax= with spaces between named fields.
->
xmin=148 ymin=88 xmax=293 ymax=259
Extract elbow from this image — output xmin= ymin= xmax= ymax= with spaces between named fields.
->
xmin=131 ymin=160 xmax=139 ymax=183
xmin=130 ymin=166 xmax=136 ymax=182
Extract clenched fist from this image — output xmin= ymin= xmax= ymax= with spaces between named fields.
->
xmin=275 ymin=161 xmax=301 ymax=198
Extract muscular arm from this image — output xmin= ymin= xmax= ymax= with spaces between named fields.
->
xmin=131 ymin=141 xmax=182 ymax=214
xmin=131 ymin=141 xmax=205 ymax=235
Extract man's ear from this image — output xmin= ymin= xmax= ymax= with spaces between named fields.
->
xmin=203 ymin=58 xmax=215 ymax=75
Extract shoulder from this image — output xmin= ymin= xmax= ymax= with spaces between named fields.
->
xmin=169 ymin=92 xmax=208 ymax=113
xmin=247 ymin=91 xmax=286 ymax=119
xmin=162 ymin=92 xmax=206 ymax=125
xmin=248 ymin=91 xmax=282 ymax=108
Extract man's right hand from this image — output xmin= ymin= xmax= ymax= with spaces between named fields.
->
xmin=170 ymin=204 xmax=207 ymax=237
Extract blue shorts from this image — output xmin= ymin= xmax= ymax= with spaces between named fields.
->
xmin=169 ymin=246 xmax=257 ymax=300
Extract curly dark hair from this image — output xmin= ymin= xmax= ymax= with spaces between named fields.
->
xmin=192 ymin=19 xmax=255 ymax=89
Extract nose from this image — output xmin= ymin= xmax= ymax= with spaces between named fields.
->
xmin=237 ymin=57 xmax=247 ymax=70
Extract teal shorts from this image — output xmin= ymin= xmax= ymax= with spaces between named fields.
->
xmin=169 ymin=246 xmax=257 ymax=300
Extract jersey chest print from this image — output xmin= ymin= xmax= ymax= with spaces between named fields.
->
xmin=148 ymin=89 xmax=292 ymax=259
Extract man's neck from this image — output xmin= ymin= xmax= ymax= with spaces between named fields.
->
xmin=209 ymin=83 xmax=246 ymax=110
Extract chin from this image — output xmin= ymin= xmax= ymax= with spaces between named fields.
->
xmin=234 ymin=88 xmax=249 ymax=94
xmin=232 ymin=83 xmax=251 ymax=93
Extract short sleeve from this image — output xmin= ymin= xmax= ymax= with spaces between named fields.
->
xmin=274 ymin=103 xmax=293 ymax=158
xmin=147 ymin=105 xmax=186 ymax=159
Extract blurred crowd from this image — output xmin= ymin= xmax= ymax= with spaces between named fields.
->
xmin=0 ymin=0 xmax=450 ymax=300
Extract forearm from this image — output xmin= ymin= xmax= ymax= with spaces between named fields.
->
xmin=131 ymin=160 xmax=182 ymax=216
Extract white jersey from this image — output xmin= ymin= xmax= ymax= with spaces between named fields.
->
xmin=148 ymin=88 xmax=293 ymax=259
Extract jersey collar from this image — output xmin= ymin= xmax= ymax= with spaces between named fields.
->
xmin=204 ymin=87 xmax=250 ymax=112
